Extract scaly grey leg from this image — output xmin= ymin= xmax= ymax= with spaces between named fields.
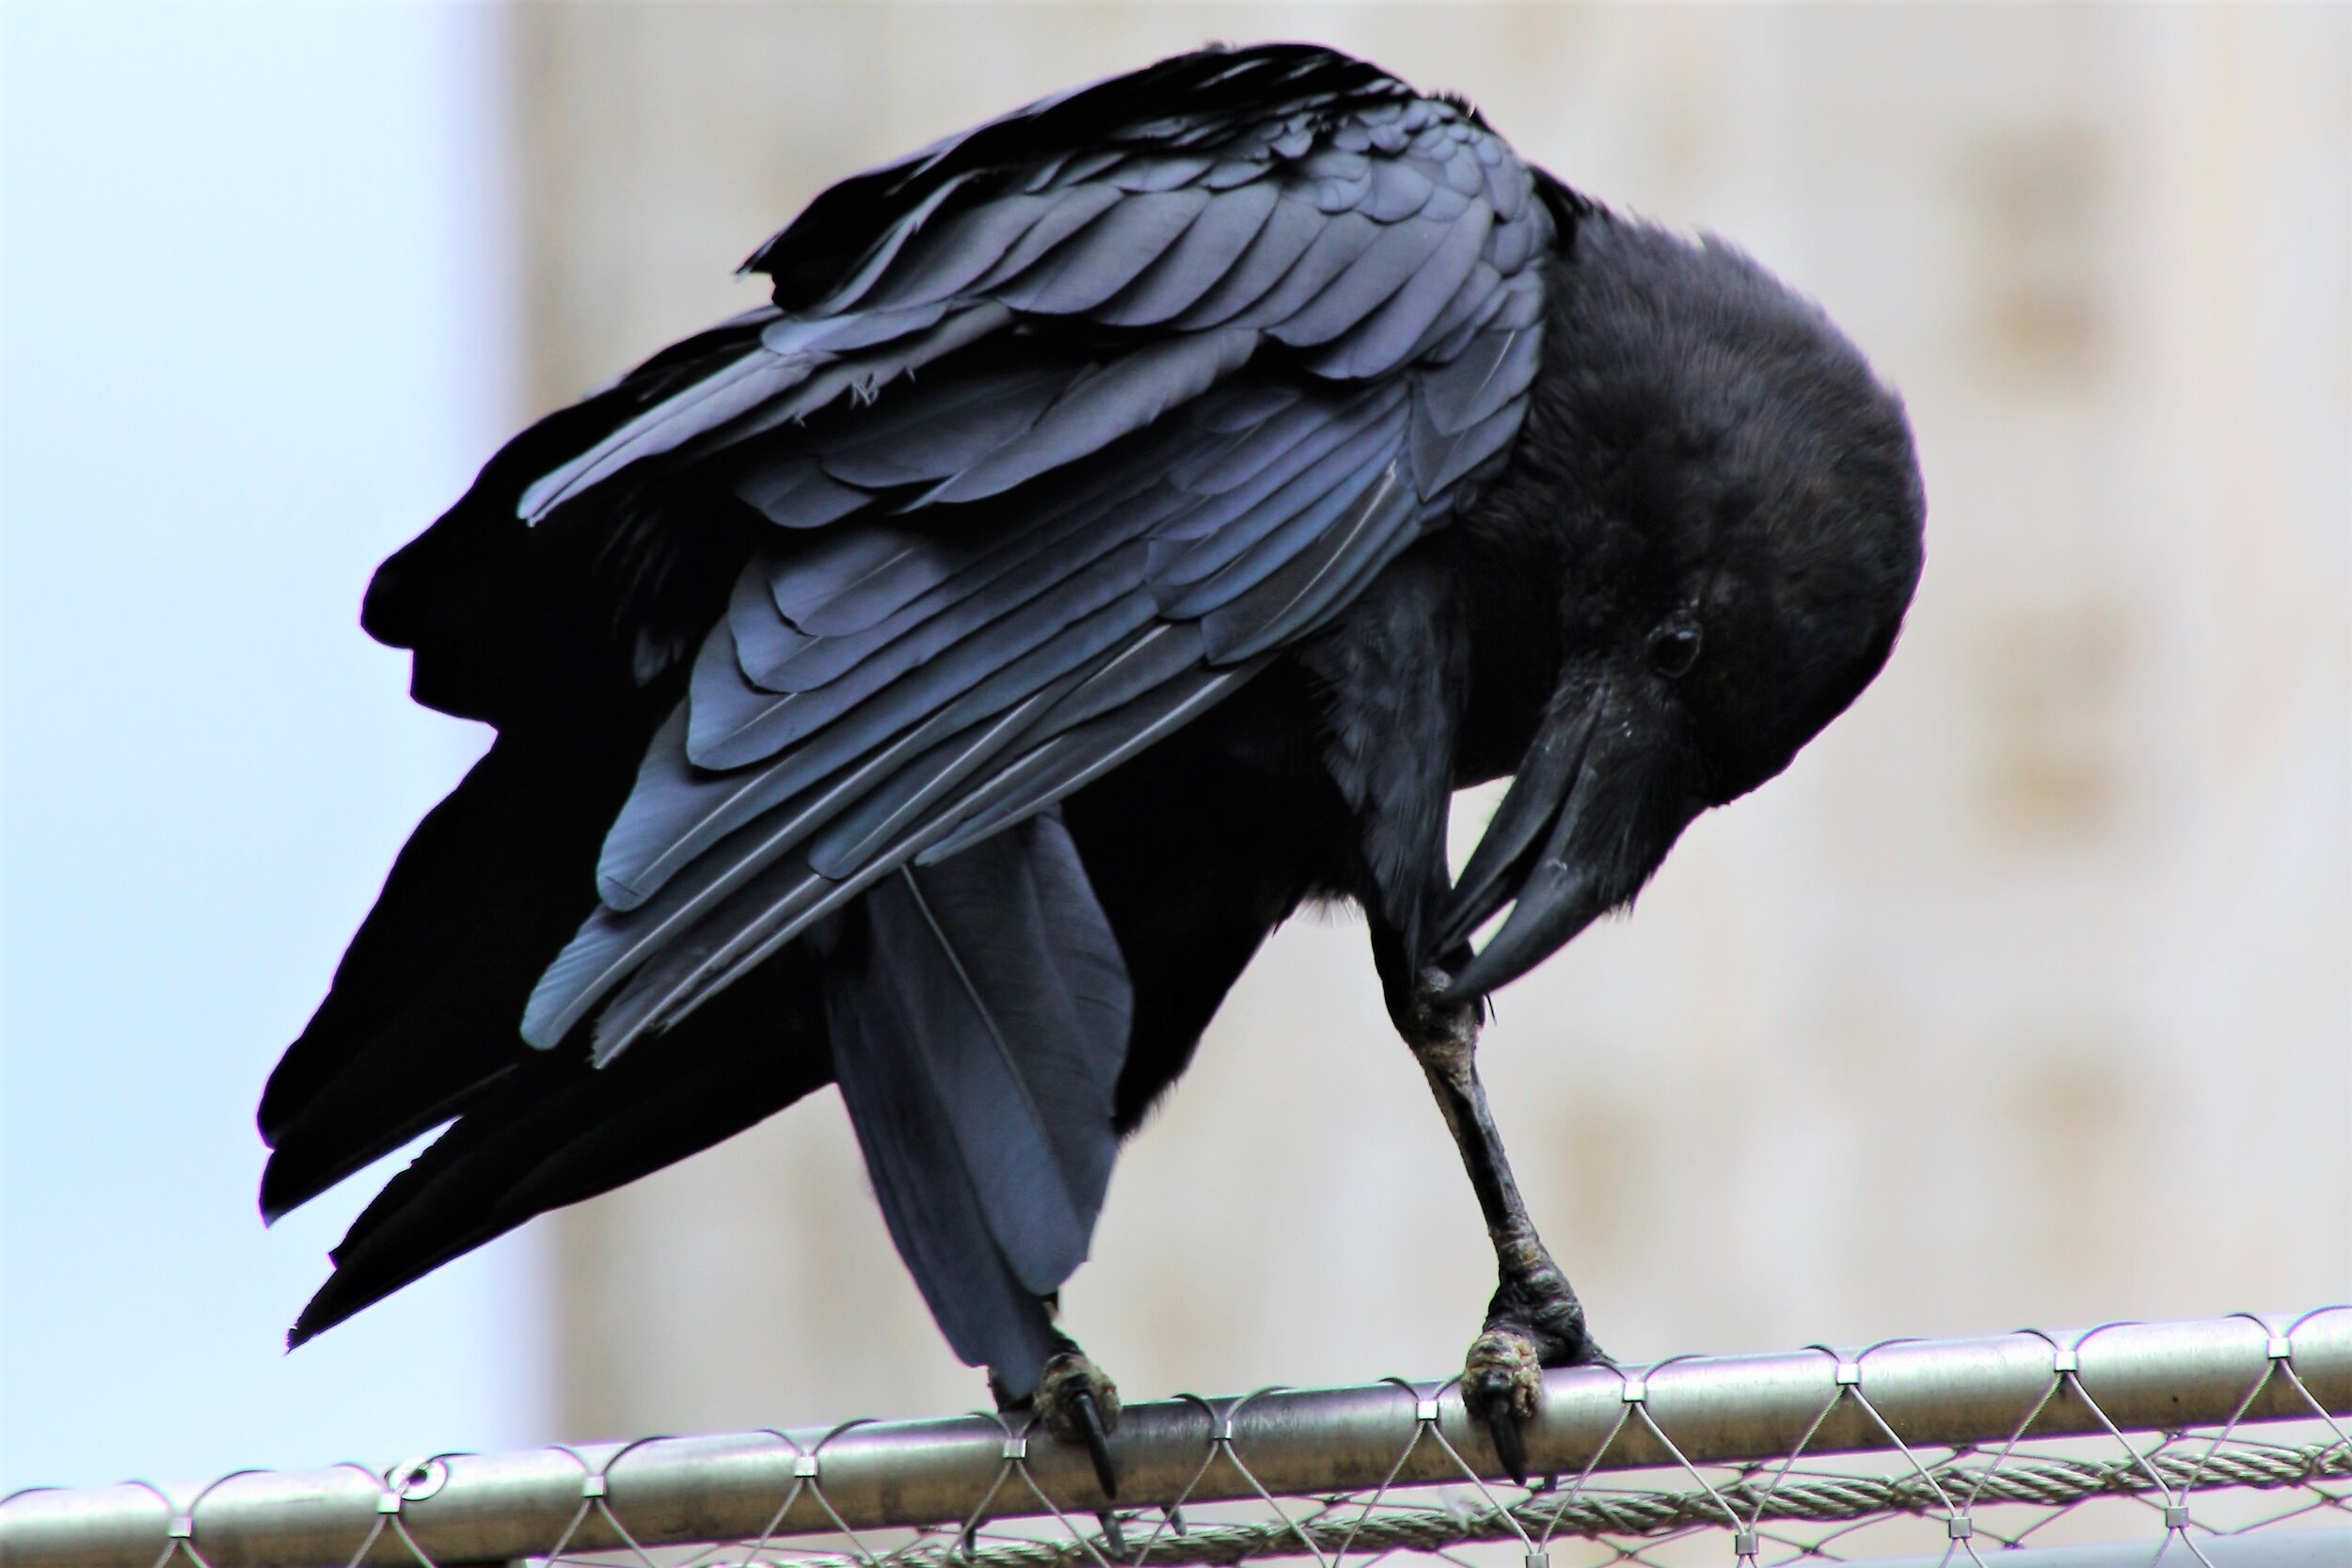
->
xmin=1400 ymin=972 xmax=1607 ymax=1483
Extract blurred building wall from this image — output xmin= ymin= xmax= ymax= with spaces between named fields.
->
xmin=499 ymin=3 xmax=2351 ymax=1443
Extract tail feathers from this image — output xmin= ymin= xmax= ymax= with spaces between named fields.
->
xmin=817 ymin=814 xmax=1131 ymax=1396
xmin=262 ymin=730 xmax=646 ymax=1221
xmin=822 ymin=920 xmax=1063 ymax=1391
xmin=290 ymin=955 xmax=826 ymax=1347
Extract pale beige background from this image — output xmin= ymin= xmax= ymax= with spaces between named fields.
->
xmin=493 ymin=3 xmax=2350 ymax=1443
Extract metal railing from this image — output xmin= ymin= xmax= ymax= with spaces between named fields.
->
xmin=4 ymin=1308 xmax=2346 ymax=1568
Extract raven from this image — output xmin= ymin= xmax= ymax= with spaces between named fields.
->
xmin=261 ymin=42 xmax=1923 ymax=1490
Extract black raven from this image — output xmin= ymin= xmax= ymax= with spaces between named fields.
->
xmin=260 ymin=42 xmax=1923 ymax=1490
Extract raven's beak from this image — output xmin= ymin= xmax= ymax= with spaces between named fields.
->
xmin=1433 ymin=674 xmax=1693 ymax=1002
xmin=1435 ymin=685 xmax=1600 ymax=959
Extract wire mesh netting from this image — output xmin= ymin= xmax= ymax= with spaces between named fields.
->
xmin=4 ymin=1310 xmax=2346 ymax=1568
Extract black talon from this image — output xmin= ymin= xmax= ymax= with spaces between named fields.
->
xmin=1484 ymin=1407 xmax=1530 ymax=1488
xmin=1074 ymin=1388 xmax=1120 ymax=1500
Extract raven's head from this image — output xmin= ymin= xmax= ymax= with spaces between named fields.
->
xmin=1438 ymin=219 xmax=1926 ymax=999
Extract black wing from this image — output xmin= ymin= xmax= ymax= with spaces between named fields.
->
xmin=264 ymin=43 xmax=1559 ymax=1364
xmin=519 ymin=42 xmax=1554 ymax=1061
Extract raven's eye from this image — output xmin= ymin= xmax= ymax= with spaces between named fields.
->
xmin=1648 ymin=619 xmax=1703 ymax=678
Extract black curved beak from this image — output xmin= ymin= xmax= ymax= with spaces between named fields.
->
xmin=1433 ymin=673 xmax=1696 ymax=1004
xmin=1435 ymin=687 xmax=1600 ymax=960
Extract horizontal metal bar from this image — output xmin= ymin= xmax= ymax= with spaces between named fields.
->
xmin=3 ymin=1308 xmax=2344 ymax=1568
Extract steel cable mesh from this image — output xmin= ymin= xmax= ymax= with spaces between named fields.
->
xmin=5 ymin=1310 xmax=2347 ymax=1568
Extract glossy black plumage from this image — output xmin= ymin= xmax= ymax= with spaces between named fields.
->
xmin=262 ymin=43 xmax=1926 ymax=1410
xmin=820 ymin=815 xmax=1129 ymax=1376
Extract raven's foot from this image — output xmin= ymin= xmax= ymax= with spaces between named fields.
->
xmin=1391 ymin=961 xmax=1605 ymax=1483
xmin=1461 ymin=1279 xmax=1607 ymax=1486
xmin=1034 ymin=1350 xmax=1123 ymax=1500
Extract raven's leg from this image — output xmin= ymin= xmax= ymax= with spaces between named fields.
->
xmin=988 ymin=1301 xmax=1123 ymax=1500
xmin=1398 ymin=970 xmax=1606 ymax=1483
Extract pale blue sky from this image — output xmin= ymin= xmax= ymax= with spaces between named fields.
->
xmin=2 ymin=4 xmax=544 ymax=1489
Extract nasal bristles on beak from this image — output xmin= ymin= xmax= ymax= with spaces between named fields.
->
xmin=1433 ymin=679 xmax=1603 ymax=958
